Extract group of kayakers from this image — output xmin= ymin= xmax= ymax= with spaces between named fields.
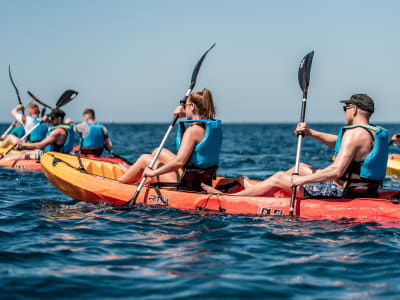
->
xmin=0 ymin=104 xmax=113 ymax=162
xmin=2 ymin=89 xmax=400 ymax=200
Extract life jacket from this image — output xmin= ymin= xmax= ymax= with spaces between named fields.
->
xmin=44 ymin=125 xmax=74 ymax=153
xmin=9 ymin=126 xmax=25 ymax=138
xmin=334 ymin=124 xmax=388 ymax=196
xmin=79 ymin=122 xmax=105 ymax=149
xmin=176 ymin=119 xmax=222 ymax=169
xmin=174 ymin=119 xmax=222 ymax=191
xmin=28 ymin=117 xmax=48 ymax=142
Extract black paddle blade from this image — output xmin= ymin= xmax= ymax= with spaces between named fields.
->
xmin=27 ymin=91 xmax=52 ymax=109
xmin=8 ymin=65 xmax=22 ymax=105
xmin=41 ymin=108 xmax=46 ymax=118
xmin=298 ymin=51 xmax=314 ymax=94
xmin=55 ymin=89 xmax=78 ymax=108
xmin=189 ymin=43 xmax=216 ymax=91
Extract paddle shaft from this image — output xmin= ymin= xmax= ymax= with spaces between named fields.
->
xmin=1 ymin=122 xmax=42 ymax=156
xmin=1 ymin=123 xmax=15 ymax=138
xmin=127 ymin=91 xmax=190 ymax=207
xmin=289 ymin=92 xmax=307 ymax=216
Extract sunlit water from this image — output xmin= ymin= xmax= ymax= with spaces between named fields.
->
xmin=1 ymin=123 xmax=400 ymax=299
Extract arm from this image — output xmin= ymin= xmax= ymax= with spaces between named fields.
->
xmin=144 ymin=126 xmax=199 ymax=177
xmin=104 ymin=137 xmax=113 ymax=151
xmin=292 ymin=130 xmax=359 ymax=185
xmin=295 ymin=122 xmax=338 ymax=149
xmin=11 ymin=104 xmax=24 ymax=122
xmin=18 ymin=129 xmax=60 ymax=150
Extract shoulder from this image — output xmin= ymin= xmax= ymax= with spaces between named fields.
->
xmin=183 ymin=123 xmax=205 ymax=140
xmin=342 ymin=127 xmax=370 ymax=144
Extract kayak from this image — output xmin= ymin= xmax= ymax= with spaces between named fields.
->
xmin=387 ymin=158 xmax=400 ymax=176
xmin=0 ymin=146 xmax=126 ymax=170
xmin=41 ymin=152 xmax=400 ymax=224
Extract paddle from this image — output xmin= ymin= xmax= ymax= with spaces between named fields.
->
xmin=1 ymin=90 xmax=78 ymax=158
xmin=1 ymin=66 xmax=25 ymax=138
xmin=126 ymin=43 xmax=216 ymax=208
xmin=289 ymin=51 xmax=314 ymax=217
xmin=27 ymin=91 xmax=53 ymax=109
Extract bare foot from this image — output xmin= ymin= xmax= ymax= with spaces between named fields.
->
xmin=201 ymin=183 xmax=225 ymax=195
xmin=234 ymin=175 xmax=252 ymax=188
xmin=119 ymin=163 xmax=129 ymax=173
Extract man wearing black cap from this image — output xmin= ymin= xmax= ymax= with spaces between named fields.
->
xmin=2 ymin=109 xmax=74 ymax=162
xmin=202 ymin=94 xmax=388 ymax=198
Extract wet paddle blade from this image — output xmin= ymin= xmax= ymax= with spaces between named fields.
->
xmin=55 ymin=90 xmax=78 ymax=108
xmin=189 ymin=43 xmax=216 ymax=91
xmin=298 ymin=51 xmax=314 ymax=94
xmin=8 ymin=65 xmax=22 ymax=105
xmin=27 ymin=91 xmax=52 ymax=109
xmin=41 ymin=108 xmax=47 ymax=118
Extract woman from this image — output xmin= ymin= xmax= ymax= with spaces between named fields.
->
xmin=119 ymin=89 xmax=222 ymax=186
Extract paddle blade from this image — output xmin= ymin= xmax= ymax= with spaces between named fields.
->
xmin=55 ymin=89 xmax=78 ymax=108
xmin=189 ymin=43 xmax=216 ymax=91
xmin=8 ymin=65 xmax=22 ymax=105
xmin=27 ymin=91 xmax=52 ymax=109
xmin=41 ymin=108 xmax=47 ymax=118
xmin=298 ymin=51 xmax=314 ymax=94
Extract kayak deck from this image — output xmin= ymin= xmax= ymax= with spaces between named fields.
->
xmin=40 ymin=152 xmax=400 ymax=224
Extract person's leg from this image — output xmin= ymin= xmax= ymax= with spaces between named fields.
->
xmin=2 ymin=150 xmax=29 ymax=161
xmin=0 ymin=135 xmax=19 ymax=148
xmin=202 ymin=163 xmax=316 ymax=196
xmin=118 ymin=148 xmax=180 ymax=183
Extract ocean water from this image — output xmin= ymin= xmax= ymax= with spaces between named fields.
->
xmin=1 ymin=123 xmax=400 ymax=299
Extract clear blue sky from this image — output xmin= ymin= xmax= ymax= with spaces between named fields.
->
xmin=0 ymin=0 xmax=399 ymax=123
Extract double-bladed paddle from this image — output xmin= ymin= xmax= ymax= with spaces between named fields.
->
xmin=1 ymin=90 xmax=78 ymax=158
xmin=1 ymin=66 xmax=25 ymax=138
xmin=289 ymin=51 xmax=314 ymax=217
xmin=126 ymin=43 xmax=216 ymax=208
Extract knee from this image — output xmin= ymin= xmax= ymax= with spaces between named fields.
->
xmin=151 ymin=148 xmax=160 ymax=156
xmin=271 ymin=171 xmax=286 ymax=184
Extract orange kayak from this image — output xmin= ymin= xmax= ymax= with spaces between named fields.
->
xmin=40 ymin=152 xmax=400 ymax=224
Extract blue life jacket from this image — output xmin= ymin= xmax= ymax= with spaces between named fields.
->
xmin=334 ymin=124 xmax=388 ymax=181
xmin=44 ymin=125 xmax=74 ymax=153
xmin=176 ymin=119 xmax=223 ymax=169
xmin=9 ymin=126 xmax=25 ymax=138
xmin=29 ymin=117 xmax=48 ymax=142
xmin=79 ymin=122 xmax=105 ymax=149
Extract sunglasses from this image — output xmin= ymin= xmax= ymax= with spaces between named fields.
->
xmin=343 ymin=105 xmax=354 ymax=112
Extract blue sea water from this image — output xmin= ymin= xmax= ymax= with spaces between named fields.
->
xmin=1 ymin=123 xmax=400 ymax=299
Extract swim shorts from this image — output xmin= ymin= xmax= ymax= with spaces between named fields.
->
xmin=34 ymin=150 xmax=44 ymax=161
xmin=304 ymin=181 xmax=343 ymax=198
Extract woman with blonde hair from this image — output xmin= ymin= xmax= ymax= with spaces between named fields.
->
xmin=119 ymin=88 xmax=222 ymax=190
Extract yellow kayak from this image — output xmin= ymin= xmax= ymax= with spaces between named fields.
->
xmin=387 ymin=158 xmax=400 ymax=176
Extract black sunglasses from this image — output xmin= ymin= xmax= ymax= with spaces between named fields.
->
xmin=343 ymin=105 xmax=354 ymax=112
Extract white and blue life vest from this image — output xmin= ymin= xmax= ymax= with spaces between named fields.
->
xmin=29 ymin=117 xmax=48 ymax=142
xmin=44 ymin=125 xmax=74 ymax=153
xmin=334 ymin=124 xmax=388 ymax=181
xmin=176 ymin=119 xmax=223 ymax=169
xmin=79 ymin=122 xmax=105 ymax=149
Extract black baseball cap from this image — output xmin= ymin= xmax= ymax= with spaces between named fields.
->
xmin=340 ymin=94 xmax=374 ymax=113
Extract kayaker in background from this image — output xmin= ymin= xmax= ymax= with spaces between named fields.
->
xmin=0 ymin=103 xmax=48 ymax=148
xmin=73 ymin=108 xmax=113 ymax=156
xmin=203 ymin=94 xmax=388 ymax=198
xmin=389 ymin=134 xmax=400 ymax=159
xmin=119 ymin=88 xmax=222 ymax=191
xmin=0 ymin=121 xmax=25 ymax=140
xmin=1 ymin=109 xmax=74 ymax=162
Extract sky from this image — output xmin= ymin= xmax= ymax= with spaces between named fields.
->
xmin=0 ymin=0 xmax=399 ymax=123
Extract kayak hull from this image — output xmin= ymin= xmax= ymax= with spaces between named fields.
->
xmin=387 ymin=158 xmax=400 ymax=176
xmin=40 ymin=152 xmax=400 ymax=224
xmin=0 ymin=147 xmax=126 ymax=170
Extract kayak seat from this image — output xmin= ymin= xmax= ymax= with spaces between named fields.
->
xmin=150 ymin=165 xmax=218 ymax=193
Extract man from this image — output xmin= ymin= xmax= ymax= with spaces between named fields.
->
xmin=74 ymin=108 xmax=112 ymax=156
xmin=0 ymin=103 xmax=48 ymax=148
xmin=203 ymin=94 xmax=388 ymax=198
xmin=2 ymin=109 xmax=74 ymax=162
